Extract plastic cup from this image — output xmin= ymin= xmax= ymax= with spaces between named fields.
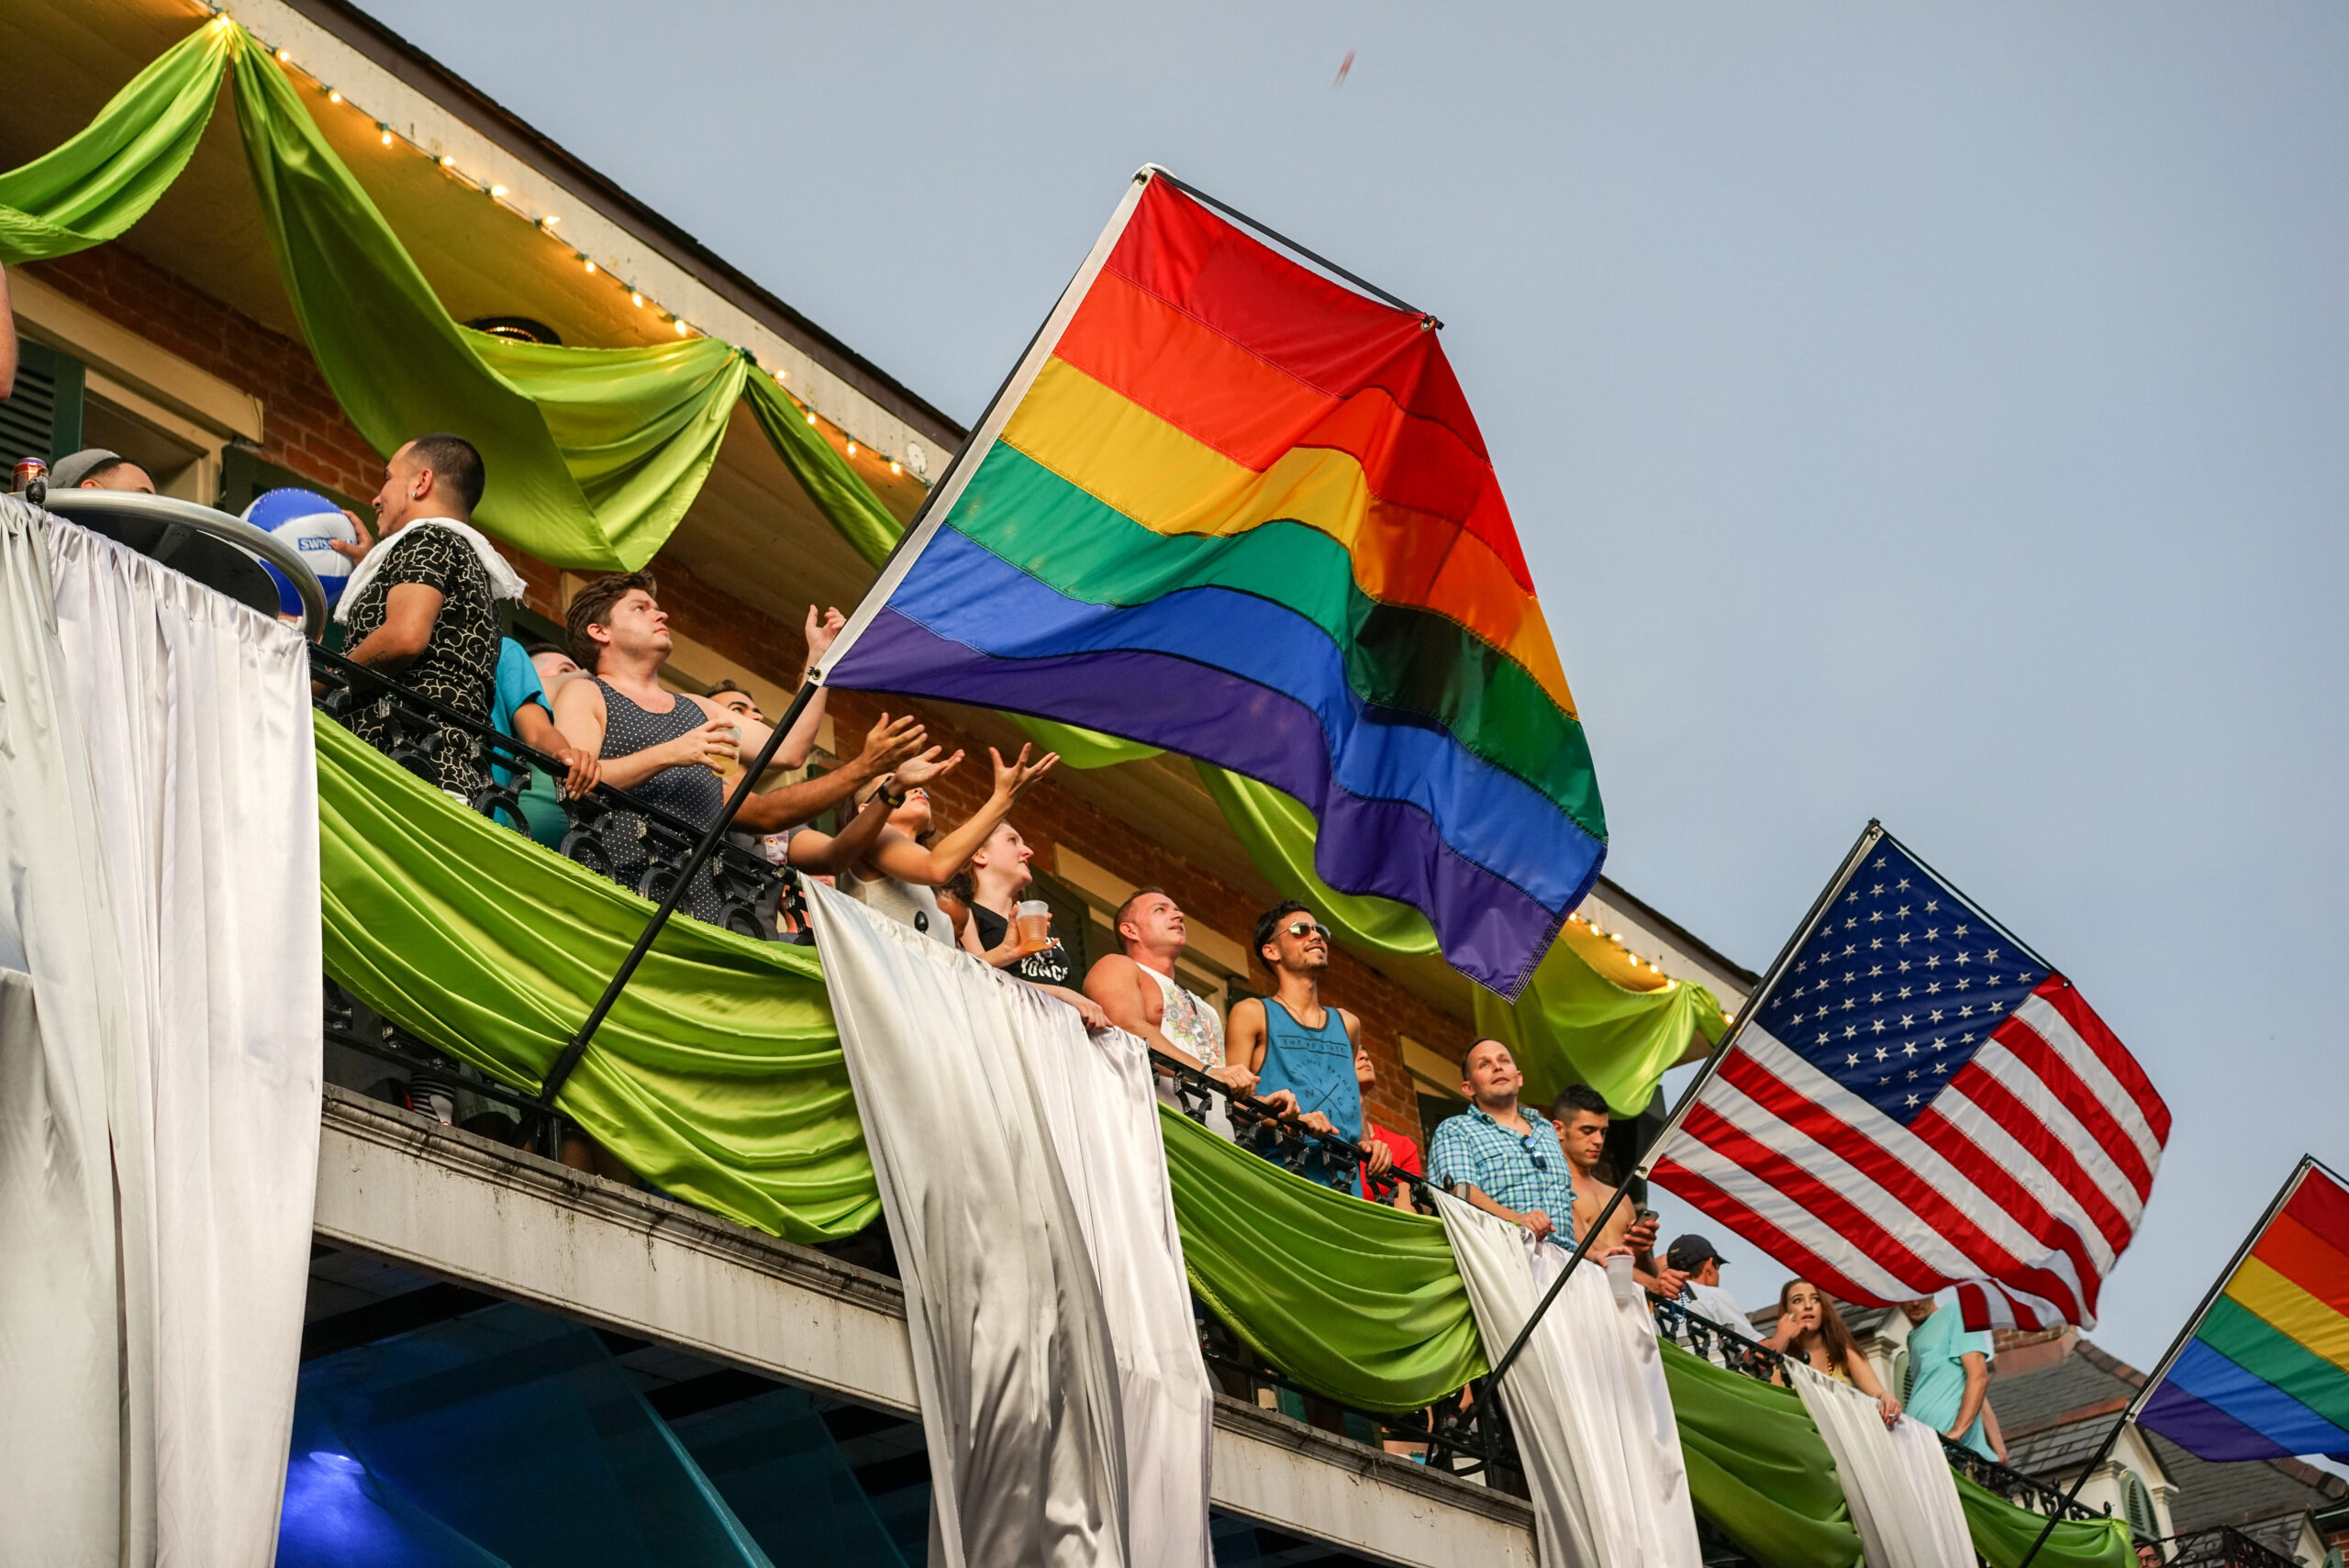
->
xmin=1015 ymin=899 xmax=1052 ymax=947
xmin=1607 ymin=1251 xmax=1638 ymax=1303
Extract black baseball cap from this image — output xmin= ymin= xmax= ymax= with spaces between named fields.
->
xmin=1666 ymin=1234 xmax=1724 ymax=1273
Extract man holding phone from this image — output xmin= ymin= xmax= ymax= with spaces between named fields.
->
xmin=1553 ymin=1083 xmax=1684 ymax=1296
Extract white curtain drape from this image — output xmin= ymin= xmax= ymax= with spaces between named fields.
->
xmin=805 ymin=879 xmax=1213 ymax=1568
xmin=0 ymin=497 xmax=153 ymax=1565
xmin=1788 ymin=1361 xmax=1975 ymax=1568
xmin=1436 ymin=1195 xmax=1703 ymax=1568
xmin=0 ymin=506 xmax=322 ymax=1566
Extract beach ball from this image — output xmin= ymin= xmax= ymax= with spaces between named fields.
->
xmin=243 ymin=487 xmax=360 ymax=615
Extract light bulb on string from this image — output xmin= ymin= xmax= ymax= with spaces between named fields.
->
xmin=674 ymin=318 xmax=688 ymax=336
xmin=584 ymin=259 xmax=597 ymax=274
xmin=378 ymin=125 xmax=393 ymax=145
xmin=805 ymin=410 xmax=817 ymax=426
xmin=629 ymin=291 xmax=643 ymax=307
xmin=327 ymin=89 xmax=342 ymax=104
xmin=275 ymin=47 xmax=291 ymax=62
xmin=889 ymin=460 xmax=901 ymax=474
xmin=490 ymin=183 xmax=507 ymax=198
xmin=846 ymin=440 xmax=857 ymax=457
xmin=438 ymin=154 xmax=455 ymax=169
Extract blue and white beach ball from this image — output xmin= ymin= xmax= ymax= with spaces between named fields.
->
xmin=243 ymin=487 xmax=360 ymax=615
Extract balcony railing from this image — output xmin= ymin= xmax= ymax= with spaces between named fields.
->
xmin=313 ymin=653 xmax=2111 ymax=1533
xmin=2157 ymin=1527 xmax=2304 ymax=1568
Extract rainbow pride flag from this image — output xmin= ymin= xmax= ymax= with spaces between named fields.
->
xmin=821 ymin=172 xmax=1602 ymax=996
xmin=2139 ymin=1160 xmax=2349 ymax=1462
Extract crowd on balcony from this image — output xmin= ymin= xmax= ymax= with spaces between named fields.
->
xmin=314 ymin=427 xmax=2015 ymax=1462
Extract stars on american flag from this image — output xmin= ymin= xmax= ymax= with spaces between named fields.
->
xmin=1755 ymin=840 xmax=2043 ymax=1126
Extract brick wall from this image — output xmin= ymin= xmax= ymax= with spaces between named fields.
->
xmin=42 ymin=246 xmax=1466 ymax=1142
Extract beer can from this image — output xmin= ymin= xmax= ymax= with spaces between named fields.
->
xmin=12 ymin=456 xmax=47 ymax=494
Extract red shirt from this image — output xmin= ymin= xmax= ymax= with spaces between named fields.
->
xmin=1360 ymin=1120 xmax=1425 ymax=1202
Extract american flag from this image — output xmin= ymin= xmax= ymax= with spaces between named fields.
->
xmin=1650 ymin=831 xmax=2170 ymax=1330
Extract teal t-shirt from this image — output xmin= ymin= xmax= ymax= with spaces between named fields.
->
xmin=1906 ymin=1303 xmax=1995 ymax=1457
xmin=1252 ymin=999 xmax=1364 ymax=1189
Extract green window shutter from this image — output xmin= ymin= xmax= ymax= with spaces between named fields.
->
xmin=0 ymin=339 xmax=87 ymax=467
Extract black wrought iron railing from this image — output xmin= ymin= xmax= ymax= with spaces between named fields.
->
xmin=2156 ymin=1527 xmax=2303 ymax=1568
xmin=313 ymin=653 xmax=2115 ymax=1524
xmin=310 ymin=643 xmax=803 ymax=941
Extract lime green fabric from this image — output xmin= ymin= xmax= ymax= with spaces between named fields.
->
xmin=0 ymin=20 xmax=910 ymax=573
xmin=1959 ymin=1473 xmax=2134 ymax=1568
xmin=0 ymin=19 xmax=233 ymax=264
xmin=1160 ymin=1105 xmax=1485 ymax=1413
xmin=228 ymin=33 xmax=746 ymax=571
xmin=741 ymin=372 xmax=904 ymax=570
xmin=1662 ymin=1342 xmax=1864 ymax=1568
xmin=316 ymin=712 xmax=880 ymax=1242
xmin=1473 ymin=945 xmax=1727 ymax=1117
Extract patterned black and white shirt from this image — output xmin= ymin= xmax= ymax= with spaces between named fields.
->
xmin=340 ymin=524 xmax=501 ymax=795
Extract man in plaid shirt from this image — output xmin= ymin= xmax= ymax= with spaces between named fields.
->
xmin=1428 ymin=1040 xmax=1581 ymax=1243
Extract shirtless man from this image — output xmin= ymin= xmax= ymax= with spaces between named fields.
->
xmin=1085 ymin=888 xmax=1284 ymax=1134
xmin=1553 ymin=1082 xmax=1681 ymax=1295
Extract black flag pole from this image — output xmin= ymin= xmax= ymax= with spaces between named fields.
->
xmin=1475 ymin=820 xmax=1887 ymax=1396
xmin=2009 ymin=1156 xmax=2321 ymax=1568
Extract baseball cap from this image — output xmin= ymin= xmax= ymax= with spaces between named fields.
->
xmin=50 ymin=448 xmax=126 ymax=490
xmin=1666 ymin=1234 xmax=1724 ymax=1273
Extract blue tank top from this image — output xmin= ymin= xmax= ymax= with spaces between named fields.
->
xmin=1254 ymin=998 xmax=1364 ymax=1147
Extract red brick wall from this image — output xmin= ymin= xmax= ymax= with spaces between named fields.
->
xmin=29 ymin=247 xmax=384 ymax=501
xmin=42 ymin=247 xmax=1465 ymax=1141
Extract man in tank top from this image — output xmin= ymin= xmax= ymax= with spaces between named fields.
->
xmin=1085 ymin=887 xmax=1286 ymax=1140
xmin=553 ymin=572 xmax=933 ymax=924
xmin=1226 ymin=902 xmax=1384 ymax=1190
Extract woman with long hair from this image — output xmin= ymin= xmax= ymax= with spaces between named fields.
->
xmin=1765 ymin=1279 xmax=1900 ymax=1425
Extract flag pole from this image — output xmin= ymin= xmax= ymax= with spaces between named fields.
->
xmin=2010 ymin=1156 xmax=2319 ymax=1568
xmin=1476 ymin=820 xmax=1887 ymax=1396
xmin=532 ymin=172 xmax=1162 ymax=1129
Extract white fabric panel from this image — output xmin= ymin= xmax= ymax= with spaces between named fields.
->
xmin=810 ymin=879 xmax=1219 ymax=1567
xmin=0 ymin=499 xmax=155 ymax=1567
xmin=1436 ymin=1194 xmax=1702 ymax=1568
xmin=48 ymin=517 xmax=323 ymax=1567
xmin=1788 ymin=1362 xmax=1972 ymax=1568
xmin=1021 ymin=975 xmax=1215 ymax=1567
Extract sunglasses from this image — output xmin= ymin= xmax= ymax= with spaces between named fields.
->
xmin=1284 ymin=920 xmax=1331 ymax=942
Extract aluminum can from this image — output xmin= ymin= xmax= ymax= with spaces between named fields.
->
xmin=11 ymin=456 xmax=46 ymax=493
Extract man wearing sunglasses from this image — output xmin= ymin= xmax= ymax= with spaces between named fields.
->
xmin=1427 ymin=1039 xmax=1578 ymax=1244
xmin=1226 ymin=901 xmax=1375 ymax=1190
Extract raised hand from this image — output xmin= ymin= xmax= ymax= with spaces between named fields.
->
xmin=852 ymin=713 xmax=927 ymax=778
xmin=893 ymin=744 xmax=965 ymax=790
xmin=987 ymin=744 xmax=1060 ymax=803
xmin=668 ymin=717 xmax=740 ymax=773
xmin=804 ymin=605 xmax=848 ymax=664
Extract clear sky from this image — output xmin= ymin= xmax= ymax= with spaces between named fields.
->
xmin=362 ymin=0 xmax=2348 ymax=1372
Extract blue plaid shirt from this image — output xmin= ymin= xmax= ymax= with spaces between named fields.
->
xmin=1428 ymin=1105 xmax=1578 ymax=1241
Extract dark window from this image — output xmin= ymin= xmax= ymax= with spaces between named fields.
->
xmin=0 ymin=339 xmax=86 ymax=466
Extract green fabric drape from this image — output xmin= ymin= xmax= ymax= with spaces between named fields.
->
xmin=741 ymin=372 xmax=903 ymax=571
xmin=228 ymin=34 xmax=747 ymax=571
xmin=0 ymin=18 xmax=233 ymax=264
xmin=1160 ymin=1106 xmax=1485 ymax=1413
xmin=1959 ymin=1474 xmax=2134 ymax=1568
xmin=0 ymin=20 xmax=906 ymax=573
xmin=317 ymin=713 xmax=880 ymax=1242
xmin=1661 ymin=1343 xmax=1864 ymax=1568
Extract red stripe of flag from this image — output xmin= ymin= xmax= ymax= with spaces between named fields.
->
xmin=1939 ymin=1057 xmax=2135 ymax=1256
xmin=1908 ymin=1100 xmax=2108 ymax=1320
xmin=1718 ymin=1051 xmax=2092 ymax=1321
xmin=1680 ymin=1101 xmax=1943 ymax=1293
xmin=1993 ymin=1008 xmax=2155 ymax=1201
xmin=1650 ymin=1156 xmax=1886 ymax=1309
xmin=2037 ymin=977 xmax=2171 ymax=1145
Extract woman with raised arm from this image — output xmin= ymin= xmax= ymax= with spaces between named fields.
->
xmin=1765 ymin=1279 xmax=1901 ymax=1426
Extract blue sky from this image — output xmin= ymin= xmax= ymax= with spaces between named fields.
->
xmin=362 ymin=0 xmax=2349 ymax=1373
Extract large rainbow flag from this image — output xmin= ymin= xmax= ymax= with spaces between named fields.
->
xmin=2138 ymin=1159 xmax=2349 ymax=1462
xmin=820 ymin=172 xmax=1602 ymax=995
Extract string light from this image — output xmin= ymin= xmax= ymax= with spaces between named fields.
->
xmin=230 ymin=6 xmax=918 ymax=481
